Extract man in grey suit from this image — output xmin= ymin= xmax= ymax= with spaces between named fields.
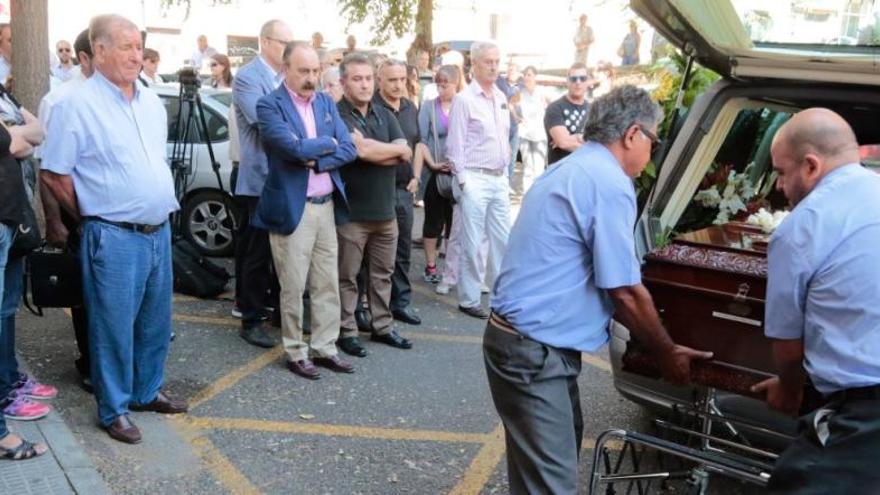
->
xmin=232 ymin=19 xmax=294 ymax=348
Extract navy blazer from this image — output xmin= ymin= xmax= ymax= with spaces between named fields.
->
xmin=252 ymin=87 xmax=357 ymax=235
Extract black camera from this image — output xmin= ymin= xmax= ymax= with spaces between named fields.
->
xmin=177 ymin=66 xmax=201 ymax=97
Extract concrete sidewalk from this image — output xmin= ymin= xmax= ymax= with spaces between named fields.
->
xmin=1 ymin=400 xmax=109 ymax=494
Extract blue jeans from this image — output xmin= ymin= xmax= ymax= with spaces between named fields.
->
xmin=0 ymin=254 xmax=24 ymax=403
xmin=81 ymin=220 xmax=173 ymax=426
xmin=0 ymin=223 xmax=12 ymax=438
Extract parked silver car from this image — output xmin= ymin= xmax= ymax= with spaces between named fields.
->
xmin=153 ymin=84 xmax=237 ymax=257
xmin=613 ymin=0 xmax=880 ymax=445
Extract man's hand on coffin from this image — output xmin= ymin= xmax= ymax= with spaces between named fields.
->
xmin=609 ymin=284 xmax=713 ymax=385
xmin=751 ymin=376 xmax=803 ymax=417
xmin=658 ymin=345 xmax=715 ymax=385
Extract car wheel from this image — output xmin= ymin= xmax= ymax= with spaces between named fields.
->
xmin=181 ymin=190 xmax=237 ymax=257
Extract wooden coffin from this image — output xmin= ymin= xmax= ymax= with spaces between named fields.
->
xmin=622 ymin=222 xmax=776 ymax=397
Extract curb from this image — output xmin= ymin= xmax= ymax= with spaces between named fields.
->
xmin=36 ymin=410 xmax=111 ymax=495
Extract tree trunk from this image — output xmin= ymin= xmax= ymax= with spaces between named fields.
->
xmin=10 ymin=0 xmax=49 ymax=111
xmin=406 ymin=0 xmax=432 ymax=65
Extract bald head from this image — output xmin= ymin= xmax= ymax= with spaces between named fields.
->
xmin=771 ymin=108 xmax=860 ymax=206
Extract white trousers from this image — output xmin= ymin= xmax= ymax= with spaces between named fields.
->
xmin=457 ymin=172 xmax=511 ymax=308
xmin=519 ymin=139 xmax=548 ymax=195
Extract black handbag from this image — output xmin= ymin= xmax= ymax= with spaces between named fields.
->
xmin=23 ymin=248 xmax=83 ymax=315
xmin=9 ymin=201 xmax=41 ymax=259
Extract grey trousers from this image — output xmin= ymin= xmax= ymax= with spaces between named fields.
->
xmin=769 ymin=396 xmax=880 ymax=493
xmin=483 ymin=321 xmax=583 ymax=495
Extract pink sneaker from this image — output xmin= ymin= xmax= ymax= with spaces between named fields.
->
xmin=14 ymin=375 xmax=58 ymax=400
xmin=3 ymin=394 xmax=51 ymax=421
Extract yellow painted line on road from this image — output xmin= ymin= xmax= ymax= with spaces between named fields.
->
xmin=189 ymin=347 xmax=284 ymax=410
xmin=448 ymin=423 xmax=506 ymax=495
xmin=188 ymin=416 xmax=495 ymax=444
xmin=416 ymin=332 xmax=482 ymax=345
xmin=411 ymin=282 xmax=459 ymax=307
xmin=174 ymin=313 xmax=237 ymax=327
xmin=191 ymin=434 xmax=261 ymax=495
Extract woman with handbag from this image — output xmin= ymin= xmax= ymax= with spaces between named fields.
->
xmin=0 ymin=120 xmax=48 ymax=460
xmin=416 ymin=65 xmax=459 ymax=284
xmin=0 ymin=83 xmax=57 ymax=425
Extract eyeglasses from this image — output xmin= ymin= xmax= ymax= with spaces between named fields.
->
xmin=265 ymin=36 xmax=291 ymax=46
xmin=568 ymin=75 xmax=589 ymax=83
xmin=639 ymin=126 xmax=663 ymax=154
xmin=58 ymin=48 xmax=71 ymax=53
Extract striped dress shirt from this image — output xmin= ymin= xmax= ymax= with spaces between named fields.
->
xmin=445 ymin=80 xmax=511 ymax=185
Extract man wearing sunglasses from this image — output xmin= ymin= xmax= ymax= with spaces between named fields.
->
xmin=486 ymin=85 xmax=709 ymax=493
xmin=544 ymin=62 xmax=594 ymax=165
xmin=52 ymin=40 xmax=81 ymax=83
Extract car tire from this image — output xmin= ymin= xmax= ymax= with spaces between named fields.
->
xmin=181 ymin=190 xmax=238 ymax=257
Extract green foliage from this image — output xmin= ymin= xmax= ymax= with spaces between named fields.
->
xmin=338 ymin=0 xmax=418 ymax=46
xmin=653 ymin=51 xmax=720 ymax=138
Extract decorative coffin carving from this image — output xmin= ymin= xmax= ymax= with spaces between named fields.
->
xmin=622 ymin=223 xmax=776 ymax=396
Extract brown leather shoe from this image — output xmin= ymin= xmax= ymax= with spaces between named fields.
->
xmin=105 ymin=415 xmax=142 ymax=444
xmin=288 ymin=359 xmax=321 ymax=380
xmin=313 ymin=355 xmax=355 ymax=374
xmin=130 ymin=392 xmax=188 ymax=414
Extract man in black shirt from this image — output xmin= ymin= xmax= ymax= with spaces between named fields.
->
xmin=336 ymin=53 xmax=414 ymax=357
xmin=373 ymin=59 xmax=423 ymax=326
xmin=544 ymin=63 xmax=592 ymax=165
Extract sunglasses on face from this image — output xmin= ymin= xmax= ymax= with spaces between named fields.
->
xmin=568 ymin=75 xmax=589 ymax=83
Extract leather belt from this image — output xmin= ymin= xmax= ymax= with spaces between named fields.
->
xmin=828 ymin=384 xmax=880 ymax=403
xmin=84 ymin=216 xmax=165 ymax=234
xmin=468 ymin=167 xmax=504 ymax=177
xmin=489 ymin=311 xmax=521 ymax=338
xmin=306 ymin=193 xmax=333 ymax=205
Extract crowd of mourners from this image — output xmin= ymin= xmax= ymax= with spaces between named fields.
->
xmin=2 ymin=11 xmax=876 ymax=495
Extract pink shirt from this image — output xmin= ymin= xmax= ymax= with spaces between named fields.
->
xmin=286 ymin=83 xmax=334 ymax=198
xmin=445 ymin=80 xmax=511 ymax=184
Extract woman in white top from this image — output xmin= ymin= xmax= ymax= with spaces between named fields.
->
xmin=517 ymin=66 xmax=553 ymax=194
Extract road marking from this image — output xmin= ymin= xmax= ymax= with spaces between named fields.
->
xmin=188 ymin=416 xmax=495 ymax=444
xmin=190 ymin=434 xmax=261 ymax=495
xmin=411 ymin=282 xmax=459 ymax=307
xmin=448 ymin=423 xmax=506 ymax=495
xmin=189 ymin=347 xmax=284 ymax=410
xmin=174 ymin=313 xmax=237 ymax=327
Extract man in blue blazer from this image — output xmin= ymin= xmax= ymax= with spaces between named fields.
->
xmin=232 ymin=19 xmax=292 ymax=348
xmin=253 ymin=42 xmax=357 ymax=380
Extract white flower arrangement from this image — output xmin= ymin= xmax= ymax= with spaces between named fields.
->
xmin=693 ymin=168 xmax=757 ymax=224
xmin=746 ymin=208 xmax=789 ymax=234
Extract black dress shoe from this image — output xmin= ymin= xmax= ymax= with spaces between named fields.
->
xmin=239 ymin=324 xmax=277 ymax=348
xmin=338 ymin=336 xmax=368 ymax=357
xmin=130 ymin=392 xmax=188 ymax=414
xmin=288 ymin=359 xmax=321 ymax=380
xmin=105 ymin=415 xmax=142 ymax=444
xmin=355 ymin=309 xmax=374 ymax=332
xmin=371 ymin=330 xmax=413 ymax=349
xmin=392 ymin=307 xmax=422 ymax=325
xmin=458 ymin=305 xmax=490 ymax=319
xmin=313 ymin=355 xmax=355 ymax=373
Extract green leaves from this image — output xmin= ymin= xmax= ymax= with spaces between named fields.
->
xmin=338 ymin=0 xmax=418 ymax=46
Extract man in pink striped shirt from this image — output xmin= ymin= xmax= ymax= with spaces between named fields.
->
xmin=445 ymin=41 xmax=512 ymax=319
xmin=252 ymin=43 xmax=358 ymax=380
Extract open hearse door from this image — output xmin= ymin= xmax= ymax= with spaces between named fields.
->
xmin=594 ymin=1 xmax=880 ymax=492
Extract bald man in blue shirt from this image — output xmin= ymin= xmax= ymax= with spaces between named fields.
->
xmin=752 ymin=108 xmax=880 ymax=492
xmin=485 ymin=86 xmax=711 ymax=494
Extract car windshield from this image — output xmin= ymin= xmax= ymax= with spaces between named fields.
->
xmin=732 ymin=0 xmax=880 ymax=47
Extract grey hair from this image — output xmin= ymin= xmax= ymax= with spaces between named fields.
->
xmin=89 ymin=14 xmax=138 ymax=47
xmin=379 ymin=58 xmax=406 ymax=72
xmin=339 ymin=52 xmax=373 ymax=79
xmin=435 ymin=64 xmax=461 ymax=83
xmin=282 ymin=41 xmax=313 ymax=65
xmin=583 ymin=85 xmax=662 ymax=144
xmin=259 ymin=19 xmax=285 ymax=39
xmin=470 ymin=41 xmax=498 ymax=62
xmin=321 ymin=66 xmax=340 ymax=85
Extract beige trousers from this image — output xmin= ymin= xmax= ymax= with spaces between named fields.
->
xmin=269 ymin=201 xmax=340 ymax=362
xmin=337 ymin=220 xmax=398 ymax=338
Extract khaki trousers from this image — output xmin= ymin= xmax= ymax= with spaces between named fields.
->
xmin=337 ymin=220 xmax=398 ymax=338
xmin=269 ymin=201 xmax=340 ymax=362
